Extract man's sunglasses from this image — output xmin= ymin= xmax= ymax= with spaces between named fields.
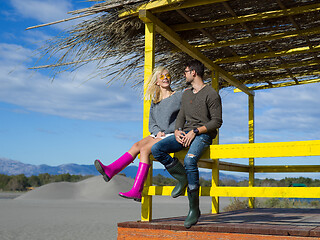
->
xmin=159 ymin=73 xmax=171 ymax=80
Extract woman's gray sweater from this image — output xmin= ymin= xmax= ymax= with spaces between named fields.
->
xmin=149 ymin=91 xmax=182 ymax=135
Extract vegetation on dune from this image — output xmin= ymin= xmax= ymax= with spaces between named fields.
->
xmin=0 ymin=173 xmax=92 ymax=192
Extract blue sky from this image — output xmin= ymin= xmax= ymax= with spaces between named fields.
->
xmin=0 ymin=0 xmax=319 ymax=178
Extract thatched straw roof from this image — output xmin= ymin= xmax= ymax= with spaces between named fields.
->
xmin=29 ymin=0 xmax=320 ymax=92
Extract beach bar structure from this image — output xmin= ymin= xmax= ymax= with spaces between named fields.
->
xmin=116 ymin=0 xmax=320 ymax=239
xmin=27 ymin=0 xmax=320 ymax=238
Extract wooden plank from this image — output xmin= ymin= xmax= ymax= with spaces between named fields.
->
xmin=171 ymin=3 xmax=320 ymax=31
xmin=119 ymin=0 xmax=228 ymax=18
xmin=210 ymin=140 xmax=320 ymax=159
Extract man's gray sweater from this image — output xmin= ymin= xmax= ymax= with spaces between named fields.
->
xmin=175 ymin=85 xmax=222 ymax=138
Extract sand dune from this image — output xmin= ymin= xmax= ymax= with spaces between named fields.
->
xmin=2 ymin=175 xmax=234 ymax=239
xmin=17 ymin=175 xmax=134 ymax=201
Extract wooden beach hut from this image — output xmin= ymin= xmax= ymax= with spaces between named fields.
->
xmin=29 ymin=0 xmax=320 ymax=238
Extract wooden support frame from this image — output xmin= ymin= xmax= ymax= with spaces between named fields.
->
xmin=211 ymin=70 xmax=220 ymax=214
xmin=136 ymin=1 xmax=320 ymax=224
xmin=234 ymin=78 xmax=320 ymax=92
xmin=251 ymin=70 xmax=320 ymax=82
xmin=171 ymin=3 xmax=320 ymax=31
xmin=209 ymin=140 xmax=320 ymax=159
xmin=140 ymin=21 xmax=155 ymax=222
xmin=215 ymin=45 xmax=320 ymax=64
xmin=119 ymin=0 xmax=229 ymax=18
xmin=231 ymin=59 xmax=320 ymax=75
xmin=139 ymin=9 xmax=254 ymax=96
xmin=248 ymin=94 xmax=255 ymax=208
xmin=194 ymin=26 xmax=320 ymax=50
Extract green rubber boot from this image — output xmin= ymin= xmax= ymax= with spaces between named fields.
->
xmin=166 ymin=157 xmax=188 ymax=198
xmin=184 ymin=188 xmax=201 ymax=229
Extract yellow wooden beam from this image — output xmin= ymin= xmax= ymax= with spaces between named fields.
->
xmin=120 ymin=0 xmax=228 ymax=18
xmin=248 ymin=70 xmax=320 ymax=84
xmin=234 ymin=78 xmax=320 ymax=92
xmin=195 ymin=26 xmax=320 ymax=50
xmin=139 ymin=10 xmax=254 ymax=96
xmin=231 ymin=59 xmax=320 ymax=75
xmin=209 ymin=187 xmax=320 ymax=198
xmin=209 ymin=140 xmax=320 ymax=159
xmin=141 ymin=21 xmax=155 ymax=222
xmin=171 ymin=3 xmax=320 ymax=31
xmin=215 ymin=45 xmax=320 ymax=64
xmin=211 ymin=70 xmax=219 ymax=214
xmin=248 ymin=94 xmax=255 ymax=208
xmin=255 ymin=165 xmax=320 ymax=173
xmin=145 ymin=186 xmax=320 ymax=198
xmin=219 ymin=161 xmax=249 ymax=172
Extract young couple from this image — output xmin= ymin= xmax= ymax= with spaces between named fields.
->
xmin=95 ymin=60 xmax=222 ymax=228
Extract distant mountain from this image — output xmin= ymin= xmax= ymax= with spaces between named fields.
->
xmin=0 ymin=158 xmax=97 ymax=176
xmin=0 ymin=157 xmax=246 ymax=181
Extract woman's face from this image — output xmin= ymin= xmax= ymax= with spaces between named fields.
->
xmin=156 ymin=70 xmax=171 ymax=88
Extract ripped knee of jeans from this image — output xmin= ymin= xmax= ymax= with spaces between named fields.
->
xmin=187 ymin=153 xmax=196 ymax=158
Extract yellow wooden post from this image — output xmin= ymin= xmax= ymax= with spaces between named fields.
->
xmin=141 ymin=21 xmax=155 ymax=222
xmin=248 ymin=94 xmax=255 ymax=208
xmin=211 ymin=70 xmax=219 ymax=214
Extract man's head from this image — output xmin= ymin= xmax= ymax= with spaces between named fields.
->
xmin=184 ymin=60 xmax=205 ymax=84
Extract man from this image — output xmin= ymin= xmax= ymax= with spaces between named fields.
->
xmin=151 ymin=59 xmax=222 ymax=228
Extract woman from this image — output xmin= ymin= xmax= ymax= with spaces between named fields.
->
xmin=94 ymin=66 xmax=182 ymax=202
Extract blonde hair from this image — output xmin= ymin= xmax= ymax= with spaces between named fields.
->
xmin=144 ymin=66 xmax=171 ymax=104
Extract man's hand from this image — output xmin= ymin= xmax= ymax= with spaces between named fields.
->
xmin=156 ymin=131 xmax=165 ymax=138
xmin=182 ymin=131 xmax=196 ymax=147
xmin=175 ymin=129 xmax=185 ymax=144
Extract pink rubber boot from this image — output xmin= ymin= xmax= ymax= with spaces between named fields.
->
xmin=119 ymin=162 xmax=150 ymax=202
xmin=94 ymin=152 xmax=134 ymax=182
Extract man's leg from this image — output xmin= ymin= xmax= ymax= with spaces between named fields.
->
xmin=184 ymin=133 xmax=212 ymax=228
xmin=184 ymin=133 xmax=212 ymax=190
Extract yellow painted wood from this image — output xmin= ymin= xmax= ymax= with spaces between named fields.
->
xmin=209 ymin=187 xmax=320 ymax=198
xmin=231 ymin=59 xmax=320 ymax=75
xmin=138 ymin=10 xmax=253 ymax=96
xmin=211 ymin=71 xmax=219 ymax=214
xmin=234 ymin=78 xmax=320 ymax=92
xmin=145 ymin=186 xmax=320 ymax=198
xmin=209 ymin=140 xmax=320 ymax=159
xmin=218 ymin=161 xmax=249 ymax=172
xmin=215 ymin=45 xmax=320 ymax=64
xmin=171 ymin=3 xmax=320 ymax=31
xmin=120 ymin=0 xmax=228 ymax=18
xmin=251 ymin=71 xmax=320 ymax=83
xmin=195 ymin=26 xmax=320 ymax=50
xmin=211 ymin=159 xmax=219 ymax=214
xmin=255 ymin=165 xmax=320 ymax=173
xmin=248 ymin=94 xmax=255 ymax=208
xmin=140 ymin=21 xmax=155 ymax=222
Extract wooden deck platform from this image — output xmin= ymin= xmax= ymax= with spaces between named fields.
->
xmin=118 ymin=208 xmax=320 ymax=239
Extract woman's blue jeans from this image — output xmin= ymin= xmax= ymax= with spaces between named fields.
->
xmin=151 ymin=133 xmax=212 ymax=190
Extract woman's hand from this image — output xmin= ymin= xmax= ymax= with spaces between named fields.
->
xmin=175 ymin=129 xmax=185 ymax=144
xmin=156 ymin=131 xmax=165 ymax=138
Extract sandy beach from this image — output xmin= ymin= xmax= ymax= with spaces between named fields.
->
xmin=0 ymin=175 xmax=233 ymax=240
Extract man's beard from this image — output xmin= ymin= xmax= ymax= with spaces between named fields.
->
xmin=185 ymin=81 xmax=191 ymax=86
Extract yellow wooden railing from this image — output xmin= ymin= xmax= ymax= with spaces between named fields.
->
xmin=141 ymin=140 xmax=320 ymax=221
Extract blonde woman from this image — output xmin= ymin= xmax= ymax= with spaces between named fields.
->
xmin=95 ymin=66 xmax=182 ymax=202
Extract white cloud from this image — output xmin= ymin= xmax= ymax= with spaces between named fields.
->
xmin=0 ymin=43 xmax=143 ymax=121
xmin=9 ymin=0 xmax=86 ymax=30
xmin=10 ymin=0 xmax=72 ymax=23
